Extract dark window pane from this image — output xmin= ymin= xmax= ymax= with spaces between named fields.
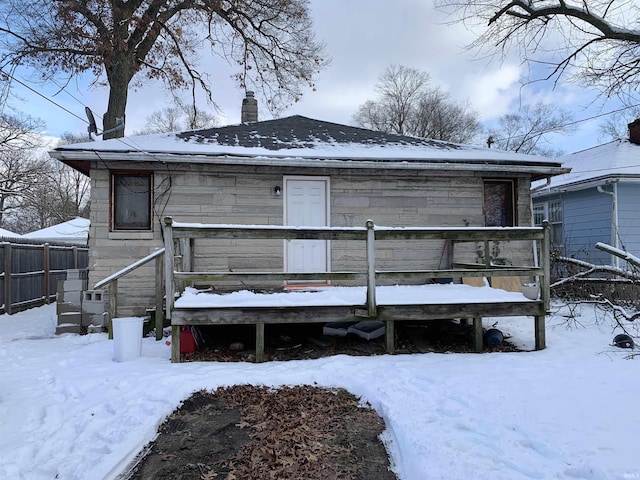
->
xmin=113 ymin=174 xmax=151 ymax=230
xmin=484 ymin=180 xmax=515 ymax=227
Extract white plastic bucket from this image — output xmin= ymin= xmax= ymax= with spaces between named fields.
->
xmin=113 ymin=317 xmax=143 ymax=362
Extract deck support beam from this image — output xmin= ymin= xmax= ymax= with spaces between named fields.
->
xmin=473 ymin=317 xmax=483 ymax=353
xmin=534 ymin=315 xmax=546 ymax=350
xmin=385 ymin=320 xmax=395 ymax=354
xmin=172 ymin=325 xmax=180 ymax=363
xmin=256 ymin=323 xmax=265 ymax=363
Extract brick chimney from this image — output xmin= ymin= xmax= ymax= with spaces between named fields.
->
xmin=241 ymin=91 xmax=258 ymax=123
xmin=628 ymin=118 xmax=640 ymax=144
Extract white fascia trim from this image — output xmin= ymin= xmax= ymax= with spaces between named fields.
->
xmin=51 ymin=150 xmax=568 ymax=176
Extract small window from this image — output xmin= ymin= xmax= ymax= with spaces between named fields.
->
xmin=533 ymin=204 xmax=545 ymax=226
xmin=483 ymin=179 xmax=515 ymax=227
xmin=112 ymin=172 xmax=152 ymax=230
xmin=548 ymin=199 xmax=563 ymax=247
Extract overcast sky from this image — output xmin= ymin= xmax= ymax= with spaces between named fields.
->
xmin=9 ymin=0 xmax=634 ymax=154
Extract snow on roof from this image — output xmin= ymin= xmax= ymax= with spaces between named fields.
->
xmin=22 ymin=217 xmax=90 ymax=244
xmin=535 ymin=139 xmax=640 ymax=192
xmin=0 ymin=228 xmax=21 ymax=238
xmin=52 ymin=116 xmax=565 ymax=178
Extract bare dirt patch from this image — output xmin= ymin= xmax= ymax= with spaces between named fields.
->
xmin=126 ymin=385 xmax=396 ymax=480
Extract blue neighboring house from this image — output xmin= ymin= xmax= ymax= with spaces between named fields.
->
xmin=532 ymin=120 xmax=640 ymax=269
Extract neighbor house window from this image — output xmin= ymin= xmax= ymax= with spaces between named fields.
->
xmin=548 ymin=198 xmax=563 ymax=247
xmin=533 ymin=204 xmax=545 ymax=226
xmin=483 ymin=179 xmax=515 ymax=226
xmin=533 ymin=199 xmax=563 ymax=247
xmin=111 ymin=172 xmax=152 ymax=230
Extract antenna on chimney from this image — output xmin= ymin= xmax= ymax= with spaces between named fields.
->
xmin=486 ymin=136 xmax=495 ymax=148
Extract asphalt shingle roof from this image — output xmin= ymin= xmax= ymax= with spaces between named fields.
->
xmin=176 ymin=115 xmax=463 ymax=151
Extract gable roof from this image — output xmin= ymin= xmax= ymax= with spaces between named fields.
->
xmin=533 ymin=138 xmax=640 ymax=194
xmin=51 ymin=115 xmax=567 ymax=180
xmin=22 ymin=217 xmax=90 ymax=245
xmin=0 ymin=228 xmax=21 ymax=238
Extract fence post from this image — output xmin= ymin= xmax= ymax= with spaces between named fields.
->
xmin=43 ymin=244 xmax=50 ymax=304
xmin=4 ymin=243 xmax=11 ymax=315
xmin=72 ymin=246 xmax=78 ymax=269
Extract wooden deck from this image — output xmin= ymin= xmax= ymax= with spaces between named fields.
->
xmin=164 ymin=218 xmax=550 ymax=362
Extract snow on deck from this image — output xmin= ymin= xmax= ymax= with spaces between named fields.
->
xmin=175 ymin=283 xmax=532 ymax=308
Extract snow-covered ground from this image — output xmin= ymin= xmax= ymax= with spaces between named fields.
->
xmin=0 ymin=301 xmax=638 ymax=480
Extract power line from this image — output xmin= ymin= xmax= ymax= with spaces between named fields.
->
xmin=0 ymin=67 xmax=90 ymax=125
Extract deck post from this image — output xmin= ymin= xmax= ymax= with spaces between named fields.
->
xmin=256 ymin=323 xmax=265 ymax=363
xmin=366 ymin=220 xmax=377 ymax=318
xmin=163 ymin=217 xmax=174 ymax=322
xmin=155 ymin=255 xmax=164 ymax=340
xmin=534 ymin=315 xmax=546 ymax=350
xmin=473 ymin=317 xmax=483 ymax=353
xmin=541 ymin=221 xmax=551 ymax=312
xmin=484 ymin=240 xmax=491 ymax=267
xmin=171 ymin=325 xmax=180 ymax=363
xmin=385 ymin=320 xmax=395 ymax=353
xmin=108 ymin=279 xmax=117 ymax=339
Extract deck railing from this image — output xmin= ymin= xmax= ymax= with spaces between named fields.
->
xmin=163 ymin=217 xmax=551 ymax=318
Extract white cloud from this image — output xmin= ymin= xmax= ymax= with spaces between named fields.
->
xmin=7 ymin=0 xmax=629 ymax=153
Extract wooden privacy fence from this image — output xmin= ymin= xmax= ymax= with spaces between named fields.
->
xmin=0 ymin=238 xmax=89 ymax=314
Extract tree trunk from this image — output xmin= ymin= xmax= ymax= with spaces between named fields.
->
xmin=103 ymin=59 xmax=132 ymax=140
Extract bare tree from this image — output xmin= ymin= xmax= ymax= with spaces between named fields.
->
xmin=353 ymin=65 xmax=481 ymax=143
xmin=487 ymin=103 xmax=574 ymax=156
xmin=0 ymin=111 xmax=44 ymax=151
xmin=10 ymin=132 xmax=91 ymax=232
xmin=412 ymin=89 xmax=480 ymax=143
xmin=438 ymin=0 xmax=640 ymax=99
xmin=0 ymin=109 xmax=49 ymax=227
xmin=0 ymin=0 xmax=327 ymax=139
xmin=598 ymin=107 xmax=640 ymax=141
xmin=0 ymin=149 xmax=50 ymax=227
xmin=139 ymin=99 xmax=218 ymax=134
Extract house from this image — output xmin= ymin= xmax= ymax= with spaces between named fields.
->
xmin=50 ymin=95 xmax=567 ymax=319
xmin=532 ymin=120 xmax=640 ymax=268
xmin=0 ymin=227 xmax=21 ymax=240
xmin=22 ymin=217 xmax=90 ymax=246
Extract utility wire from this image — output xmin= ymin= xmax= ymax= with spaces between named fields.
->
xmin=4 ymin=65 xmax=640 ymax=163
xmin=0 ymin=67 xmax=90 ymax=125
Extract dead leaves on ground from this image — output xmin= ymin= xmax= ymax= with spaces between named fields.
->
xmin=199 ymin=384 xmax=388 ymax=480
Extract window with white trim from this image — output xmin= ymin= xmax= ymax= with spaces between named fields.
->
xmin=533 ymin=199 xmax=563 ymax=247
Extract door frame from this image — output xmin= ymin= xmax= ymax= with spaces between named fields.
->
xmin=283 ymin=175 xmax=331 ymax=274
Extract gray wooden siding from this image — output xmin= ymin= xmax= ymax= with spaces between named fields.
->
xmin=617 ymin=182 xmax=640 ymax=259
xmin=88 ymin=162 xmax=535 ymax=316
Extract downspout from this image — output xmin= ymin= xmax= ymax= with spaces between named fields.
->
xmin=530 ymin=177 xmax=551 ymax=272
xmin=597 ymin=183 xmax=619 ymax=269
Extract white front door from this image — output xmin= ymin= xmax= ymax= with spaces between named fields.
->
xmin=284 ymin=176 xmax=329 ymax=274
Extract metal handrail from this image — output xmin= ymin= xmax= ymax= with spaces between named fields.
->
xmin=93 ymin=247 xmax=165 ymax=340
